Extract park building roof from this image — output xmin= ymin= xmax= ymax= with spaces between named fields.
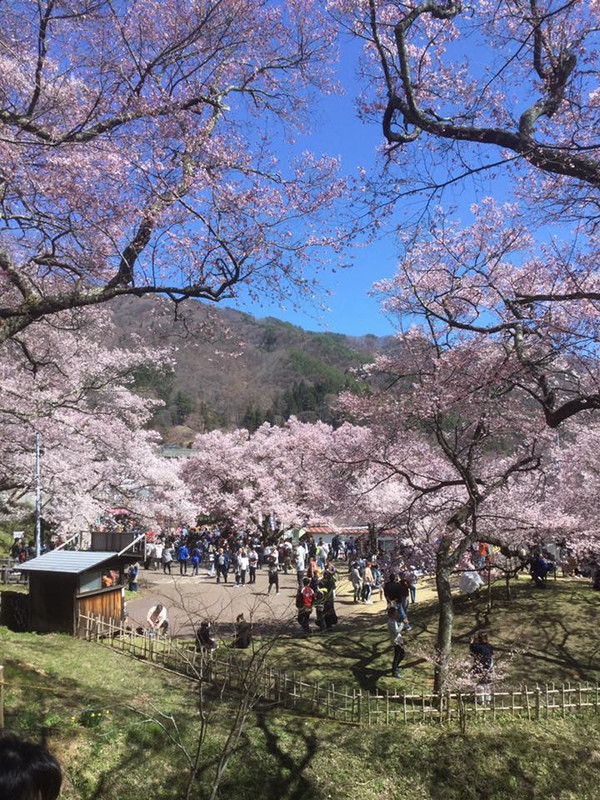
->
xmin=16 ymin=550 xmax=124 ymax=575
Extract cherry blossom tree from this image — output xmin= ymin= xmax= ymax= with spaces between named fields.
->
xmin=330 ymin=0 xmax=600 ymax=212
xmin=182 ymin=418 xmax=349 ymax=540
xmin=330 ymin=1 xmax=600 ymax=430
xmin=0 ymin=0 xmax=345 ymax=343
xmin=324 ymin=0 xmax=600 ymax=688
xmin=374 ymin=199 xmax=600 ymax=428
xmin=0 ymin=309 xmax=194 ymax=534
xmin=338 ymin=330 xmax=559 ymax=692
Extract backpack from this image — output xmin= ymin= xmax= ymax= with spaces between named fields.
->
xmin=301 ymin=586 xmax=314 ymax=607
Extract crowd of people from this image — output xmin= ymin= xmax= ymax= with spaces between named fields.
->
xmin=141 ymin=527 xmax=361 ymax=586
xmin=6 ymin=520 xmax=600 ymax=687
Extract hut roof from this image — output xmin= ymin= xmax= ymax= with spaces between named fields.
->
xmin=16 ymin=550 xmax=124 ymax=575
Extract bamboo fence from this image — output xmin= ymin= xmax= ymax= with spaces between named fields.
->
xmin=77 ymin=613 xmax=600 ymax=727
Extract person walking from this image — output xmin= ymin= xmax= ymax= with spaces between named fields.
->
xmin=154 ymin=540 xmax=164 ymax=570
xmin=267 ymin=561 xmax=279 ymax=594
xmin=127 ymin=562 xmax=139 ymax=591
xmin=362 ymin=561 xmax=374 ymax=603
xmin=350 ymin=562 xmax=362 ymax=603
xmin=177 ymin=542 xmax=189 ymax=576
xmin=162 ymin=545 xmax=173 ymax=575
xmin=190 ymin=546 xmax=202 ymax=576
xmin=398 ymin=574 xmax=410 ymax=615
xmin=384 ymin=573 xmax=412 ymax=631
xmin=248 ymin=547 xmax=258 ymax=584
xmin=238 ymin=549 xmax=249 ymax=585
xmin=387 ymin=606 xmax=405 ymax=678
xmin=216 ymin=548 xmax=230 ymax=584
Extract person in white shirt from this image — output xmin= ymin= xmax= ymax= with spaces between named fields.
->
xmin=237 ymin=550 xmax=250 ymax=585
xmin=147 ymin=603 xmax=168 ymax=634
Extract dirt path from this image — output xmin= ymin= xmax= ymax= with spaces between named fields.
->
xmin=125 ymin=566 xmax=437 ymax=638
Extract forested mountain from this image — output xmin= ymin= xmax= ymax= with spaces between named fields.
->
xmin=109 ymin=297 xmax=391 ymax=444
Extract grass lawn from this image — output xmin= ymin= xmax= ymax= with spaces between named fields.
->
xmin=1 ymin=575 xmax=600 ymax=799
xmin=264 ymin=575 xmax=600 ymax=693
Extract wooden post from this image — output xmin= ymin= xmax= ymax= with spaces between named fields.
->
xmin=331 ymin=683 xmax=335 ymax=719
xmin=0 ymin=665 xmax=4 ymax=731
xmin=524 ymin=685 xmax=531 ymax=721
xmin=536 ymin=686 xmax=541 ymax=720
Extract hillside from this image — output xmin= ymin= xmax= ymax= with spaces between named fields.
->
xmin=108 ymin=296 xmax=391 ymax=443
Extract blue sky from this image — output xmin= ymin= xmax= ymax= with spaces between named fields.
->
xmin=224 ymin=35 xmax=500 ymax=339
xmin=219 ymin=37 xmax=402 ymax=339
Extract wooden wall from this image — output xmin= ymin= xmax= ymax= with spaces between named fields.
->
xmin=77 ymin=586 xmax=123 ymax=626
xmin=29 ymin=573 xmax=76 ymax=634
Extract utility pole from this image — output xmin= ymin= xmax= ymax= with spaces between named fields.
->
xmin=35 ymin=432 xmax=42 ymax=558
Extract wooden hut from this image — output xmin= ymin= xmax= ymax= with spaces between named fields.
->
xmin=17 ymin=550 xmax=134 ymax=635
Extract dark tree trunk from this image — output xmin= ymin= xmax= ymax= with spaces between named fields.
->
xmin=434 ymin=545 xmax=454 ymax=695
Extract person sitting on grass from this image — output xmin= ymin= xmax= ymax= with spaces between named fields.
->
xmin=530 ymin=552 xmax=554 ymax=588
xmin=233 ymin=613 xmax=252 ymax=649
xmin=0 ymin=733 xmax=62 ymax=800
xmin=195 ymin=620 xmax=217 ymax=652
xmin=147 ymin=603 xmax=169 ymax=635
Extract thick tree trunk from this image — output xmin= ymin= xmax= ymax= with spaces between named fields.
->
xmin=434 ymin=547 xmax=454 ymax=695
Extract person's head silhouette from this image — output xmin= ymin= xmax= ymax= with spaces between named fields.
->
xmin=0 ymin=734 xmax=62 ymax=800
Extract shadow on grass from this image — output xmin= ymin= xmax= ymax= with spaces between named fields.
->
xmin=251 ymin=713 xmax=319 ymax=800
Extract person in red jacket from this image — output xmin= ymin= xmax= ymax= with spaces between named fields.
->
xmin=295 ymin=577 xmax=315 ymax=635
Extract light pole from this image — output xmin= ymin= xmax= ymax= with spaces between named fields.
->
xmin=35 ymin=432 xmax=42 ymax=558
